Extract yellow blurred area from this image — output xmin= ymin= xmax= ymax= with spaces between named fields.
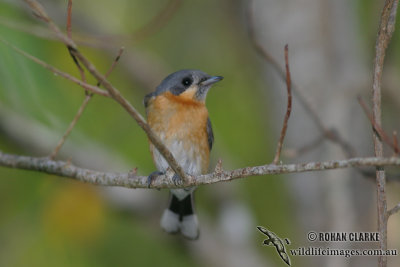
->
xmin=41 ymin=182 xmax=105 ymax=245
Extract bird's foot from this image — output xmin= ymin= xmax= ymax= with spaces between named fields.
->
xmin=147 ymin=171 xmax=164 ymax=188
xmin=172 ymin=174 xmax=183 ymax=186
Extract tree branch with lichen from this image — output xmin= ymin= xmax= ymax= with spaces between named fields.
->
xmin=1 ymin=151 xmax=400 ymax=189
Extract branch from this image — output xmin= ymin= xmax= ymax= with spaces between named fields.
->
xmin=371 ymin=0 xmax=399 ymax=266
xmin=23 ymin=0 xmax=189 ymax=183
xmin=273 ymin=44 xmax=292 ymax=164
xmin=1 ymin=151 xmax=400 ymax=189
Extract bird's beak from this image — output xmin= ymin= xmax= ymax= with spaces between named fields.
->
xmin=200 ymin=76 xmax=224 ymax=87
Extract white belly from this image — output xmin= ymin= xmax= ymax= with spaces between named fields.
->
xmin=152 ymin=138 xmax=202 ymax=200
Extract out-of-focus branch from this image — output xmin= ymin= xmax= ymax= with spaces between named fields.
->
xmin=130 ymin=0 xmax=182 ymax=42
xmin=358 ymin=96 xmax=399 ymax=154
xmin=393 ymin=131 xmax=399 ymax=156
xmin=246 ymin=0 xmax=355 ymax=159
xmin=23 ymin=0 xmax=189 ymax=183
xmin=0 ymin=38 xmax=110 ymax=97
xmin=371 ymin=0 xmax=399 ymax=266
xmin=273 ymin=44 xmax=292 ymax=164
xmin=1 ymin=151 xmax=400 ymax=189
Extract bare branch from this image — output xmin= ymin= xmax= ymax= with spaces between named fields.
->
xmin=99 ymin=47 xmax=125 ymax=87
xmin=66 ymin=0 xmax=72 ymax=39
xmin=23 ymin=0 xmax=189 ymax=183
xmin=273 ymin=44 xmax=292 ymax=164
xmin=371 ymin=0 xmax=399 ymax=266
xmin=1 ymin=151 xmax=400 ymax=189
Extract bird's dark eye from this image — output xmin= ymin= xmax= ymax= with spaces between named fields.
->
xmin=181 ymin=77 xmax=193 ymax=87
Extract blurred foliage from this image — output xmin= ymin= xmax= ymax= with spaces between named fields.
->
xmin=0 ymin=0 xmax=394 ymax=266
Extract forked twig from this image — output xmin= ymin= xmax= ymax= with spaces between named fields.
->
xmin=273 ymin=45 xmax=292 ymax=164
xmin=50 ymin=51 xmax=125 ymax=159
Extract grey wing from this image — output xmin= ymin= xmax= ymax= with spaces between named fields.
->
xmin=207 ymin=117 xmax=214 ymax=150
xmin=143 ymin=92 xmax=154 ymax=108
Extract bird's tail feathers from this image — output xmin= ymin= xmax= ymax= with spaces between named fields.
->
xmin=160 ymin=193 xmax=199 ymax=240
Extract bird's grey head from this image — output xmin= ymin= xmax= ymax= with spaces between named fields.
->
xmin=154 ymin=69 xmax=223 ymax=102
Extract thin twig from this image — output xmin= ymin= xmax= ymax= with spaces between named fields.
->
xmin=66 ymin=0 xmax=72 ymax=39
xmin=0 ymin=38 xmax=109 ymax=97
xmin=100 ymin=47 xmax=125 ymax=84
xmin=246 ymin=0 xmax=356 ymax=159
xmin=371 ymin=1 xmax=399 ymax=266
xmin=357 ymin=96 xmax=399 ymax=154
xmin=273 ymin=45 xmax=292 ymax=164
xmin=387 ymin=202 xmax=400 ymax=217
xmin=49 ymin=95 xmax=91 ymax=159
xmin=23 ymin=0 xmax=189 ymax=183
xmin=1 ymin=151 xmax=400 ymax=189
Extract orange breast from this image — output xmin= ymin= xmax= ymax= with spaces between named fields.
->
xmin=146 ymin=91 xmax=210 ymax=174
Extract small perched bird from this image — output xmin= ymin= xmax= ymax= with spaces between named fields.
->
xmin=144 ymin=69 xmax=223 ymax=239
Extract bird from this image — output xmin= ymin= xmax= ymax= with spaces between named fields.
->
xmin=144 ymin=69 xmax=223 ymax=239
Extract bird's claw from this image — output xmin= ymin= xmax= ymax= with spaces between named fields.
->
xmin=172 ymin=174 xmax=183 ymax=186
xmin=147 ymin=171 xmax=164 ymax=188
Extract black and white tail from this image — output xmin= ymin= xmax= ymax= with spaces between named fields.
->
xmin=160 ymin=193 xmax=199 ymax=240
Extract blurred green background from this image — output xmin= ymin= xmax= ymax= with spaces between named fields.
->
xmin=0 ymin=0 xmax=399 ymax=267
